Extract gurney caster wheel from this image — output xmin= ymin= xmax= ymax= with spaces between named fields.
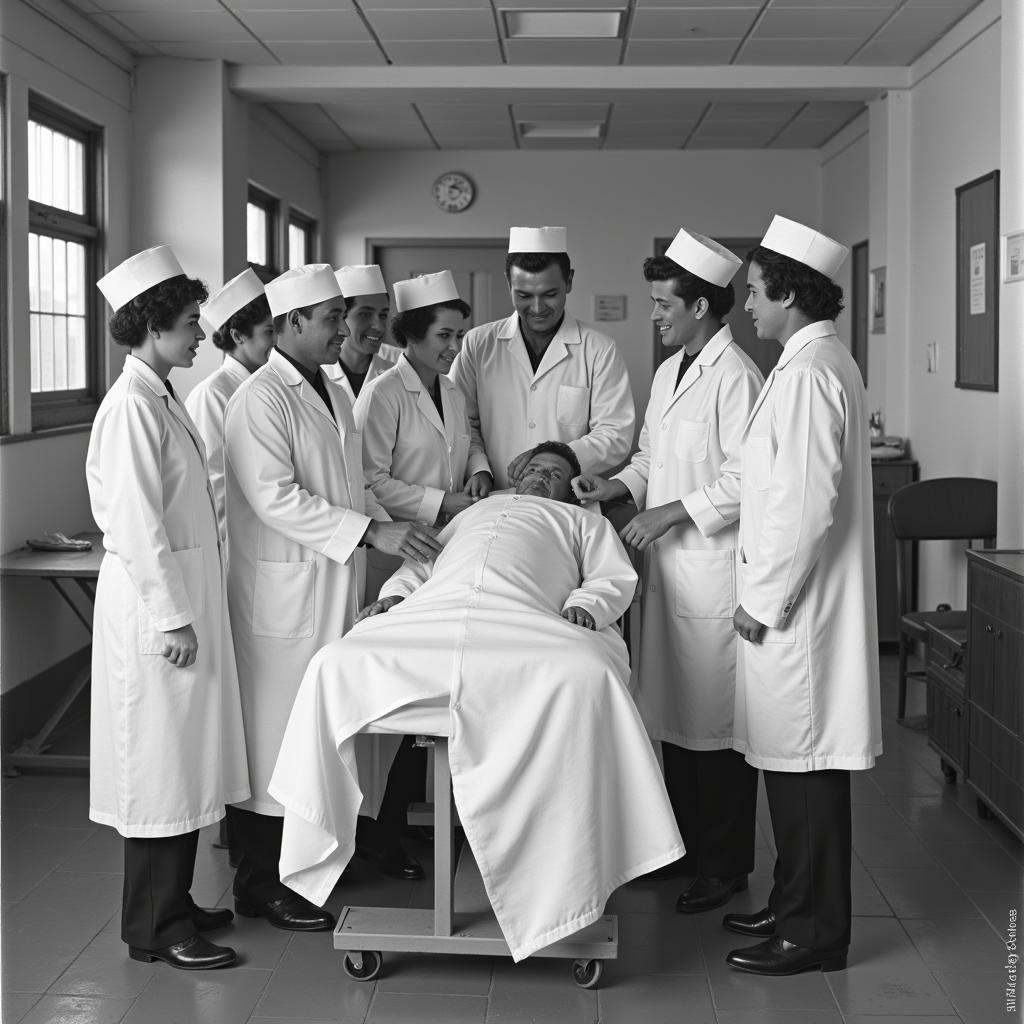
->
xmin=343 ymin=950 xmax=382 ymax=981
xmin=571 ymin=958 xmax=602 ymax=989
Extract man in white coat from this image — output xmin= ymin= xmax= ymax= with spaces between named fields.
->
xmin=268 ymin=441 xmax=685 ymax=962
xmin=450 ymin=226 xmax=635 ymax=492
xmin=223 ymin=264 xmax=443 ymax=931
xmin=574 ymin=228 xmax=763 ymax=914
xmin=725 ymin=216 xmax=882 ymax=976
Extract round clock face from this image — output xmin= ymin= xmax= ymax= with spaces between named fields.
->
xmin=432 ymin=172 xmax=475 ymax=213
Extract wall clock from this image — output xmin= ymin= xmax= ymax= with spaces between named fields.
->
xmin=432 ymin=171 xmax=475 ymax=213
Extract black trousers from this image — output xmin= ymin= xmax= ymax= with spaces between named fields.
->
xmin=121 ymin=830 xmax=199 ymax=950
xmin=763 ymin=768 xmax=852 ymax=951
xmin=662 ymin=743 xmax=758 ymax=877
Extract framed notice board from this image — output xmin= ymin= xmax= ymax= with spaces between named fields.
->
xmin=955 ymin=170 xmax=999 ymax=391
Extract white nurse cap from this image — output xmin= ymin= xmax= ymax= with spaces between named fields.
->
xmin=760 ymin=215 xmax=849 ymax=281
xmin=665 ymin=228 xmax=743 ymax=288
xmin=201 ymin=268 xmax=265 ymax=331
xmin=393 ymin=270 xmax=460 ymax=313
xmin=97 ymin=245 xmax=184 ymax=312
xmin=335 ymin=264 xmax=387 ymax=299
xmin=508 ymin=226 xmax=567 ymax=253
xmin=265 ymin=264 xmax=342 ymax=318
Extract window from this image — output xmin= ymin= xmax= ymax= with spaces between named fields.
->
xmin=288 ymin=210 xmax=316 ymax=269
xmin=247 ymin=184 xmax=279 ymax=277
xmin=28 ymin=97 xmax=102 ymax=429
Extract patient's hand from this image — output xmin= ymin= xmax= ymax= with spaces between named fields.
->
xmin=463 ymin=471 xmax=493 ymax=499
xmin=562 ymin=605 xmax=595 ymax=630
xmin=354 ymin=595 xmax=405 ymax=624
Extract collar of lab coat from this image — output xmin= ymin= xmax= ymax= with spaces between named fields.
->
xmin=220 ymin=354 xmax=251 ymax=384
xmin=396 ymin=353 xmax=451 ymax=439
xmin=123 ymin=354 xmax=209 ymax=466
xmin=776 ymin=320 xmax=837 ymax=369
xmin=268 ymin=347 xmax=345 ymax=429
xmin=497 ymin=312 xmax=582 ymax=380
xmin=663 ymin=323 xmax=734 ymax=412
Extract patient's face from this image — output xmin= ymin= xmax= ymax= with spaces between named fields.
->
xmin=515 ymin=452 xmax=574 ymax=502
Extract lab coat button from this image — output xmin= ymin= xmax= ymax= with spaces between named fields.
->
xmin=657 ymin=461 xmax=664 ymax=468
xmin=528 ymin=421 xmax=536 ymax=429
xmin=452 ymin=702 xmax=461 ymax=712
xmin=649 ymin=584 xmax=656 ymax=592
xmin=530 ymin=384 xmax=537 ymax=391
xmin=661 ymin=423 xmax=667 ymax=431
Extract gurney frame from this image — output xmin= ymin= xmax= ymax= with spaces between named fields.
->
xmin=335 ymin=736 xmax=618 ymax=988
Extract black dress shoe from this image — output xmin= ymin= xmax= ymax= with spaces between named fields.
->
xmin=675 ymin=874 xmax=748 ymax=914
xmin=190 ymin=905 xmax=234 ymax=931
xmin=129 ymin=934 xmax=236 ymax=970
xmin=722 ymin=906 xmax=776 ymax=937
xmin=726 ymin=935 xmax=848 ymax=976
xmin=377 ymin=845 xmax=425 ymax=881
xmin=234 ymin=892 xmax=335 ymax=931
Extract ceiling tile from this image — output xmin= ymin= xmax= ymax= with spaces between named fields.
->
xmin=624 ymin=39 xmax=740 ymax=64
xmin=429 ymin=120 xmax=513 ymax=136
xmin=439 ymin=138 xmax=516 ymax=149
xmin=604 ymin=138 xmax=682 ymax=149
xmin=765 ymin=0 xmax=898 ymax=6
xmin=358 ymin=0 xmax=490 ymax=7
xmin=63 ymin=0 xmax=102 ymax=12
xmin=606 ymin=122 xmax=695 ymax=142
xmin=417 ymin=103 xmax=510 ymax=121
xmin=155 ymin=41 xmax=279 ymax=62
xmin=365 ymin=9 xmax=497 ymax=40
xmin=769 ymin=121 xmax=841 ymax=147
xmin=611 ymin=101 xmax=707 ymax=119
xmin=633 ymin=0 xmax=758 ymax=6
xmin=705 ymin=102 xmax=803 ymax=122
xmin=127 ymin=41 xmax=163 ymax=55
xmin=631 ymin=8 xmax=758 ymax=38
xmin=872 ymin=4 xmax=975 ymax=39
xmin=686 ymin=137 xmax=762 ymax=149
xmin=106 ymin=10 xmax=252 ymax=40
xmin=235 ymin=10 xmax=372 ymax=41
xmin=383 ymin=39 xmax=503 ymax=63
xmin=321 ymin=102 xmax=413 ymax=120
xmin=513 ymin=103 xmax=610 ymax=121
xmin=753 ymin=6 xmax=892 ymax=38
xmin=734 ymin=37 xmax=862 ymax=63
xmin=88 ymin=12 xmax=143 ymax=42
xmin=498 ymin=0 xmax=627 ymax=8
xmin=800 ymin=100 xmax=866 ymax=120
xmin=519 ymin=137 xmax=603 ymax=150
xmin=225 ymin=0 xmax=355 ymax=8
xmin=505 ymin=39 xmax=622 ymax=64
xmin=92 ymin=0 xmax=222 ymax=9
xmin=270 ymin=103 xmax=336 ymax=126
xmin=265 ymin=41 xmax=386 ymax=63
xmin=846 ymin=37 xmax=931 ymax=64
xmin=344 ymin=124 xmax=436 ymax=148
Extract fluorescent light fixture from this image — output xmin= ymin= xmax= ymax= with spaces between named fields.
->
xmin=518 ymin=121 xmax=604 ymax=139
xmin=502 ymin=10 xmax=624 ymax=39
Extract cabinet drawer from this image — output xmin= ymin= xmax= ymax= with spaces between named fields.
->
xmin=926 ymin=684 xmax=966 ymax=770
xmin=970 ymin=564 xmax=1024 ymax=626
xmin=968 ymin=708 xmax=1024 ymax=835
xmin=873 ymin=464 xmax=914 ymax=497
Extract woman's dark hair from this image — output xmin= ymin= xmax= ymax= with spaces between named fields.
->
xmin=108 ymin=274 xmax=208 ymax=349
xmin=505 ymin=251 xmax=572 ymax=283
xmin=212 ymin=293 xmax=272 ymax=351
xmin=747 ymin=245 xmax=844 ymax=321
xmin=390 ymin=298 xmax=471 ymax=348
xmin=642 ymin=254 xmax=735 ymax=318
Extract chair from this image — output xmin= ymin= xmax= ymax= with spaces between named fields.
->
xmin=887 ymin=477 xmax=997 ymax=720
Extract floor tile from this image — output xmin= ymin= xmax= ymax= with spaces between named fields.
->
xmin=47 ymin=931 xmax=154 ymax=999
xmin=967 ymin=889 xmax=1022 ymax=937
xmin=0 ymin=826 xmax=96 ymax=901
xmin=902 ymin=916 xmax=1008 ymax=972
xmin=601 ymin=909 xmax=703 ymax=977
xmin=715 ymin=1011 xmax=843 ymax=1024
xmin=69 ymin=828 xmax=125 ymax=875
xmin=0 ymin=993 xmax=40 ymax=1024
xmin=599 ymin=972 xmax=716 ymax=1023
xmin=19 ymin=995 xmax=133 ymax=1024
xmin=213 ymin=912 xmax=293 ymax=973
xmin=368 ymin=992 xmax=487 ymax=1023
xmin=842 ymin=1017 xmax=960 ymax=1024
xmin=487 ymin=958 xmax=598 ymax=1023
xmin=885 ymin=792 xmax=995 ymax=846
xmin=867 ymin=766 xmax=948 ymax=799
xmin=851 ymin=805 xmax=938 ymax=868
xmin=120 ymin=966 xmax=271 ymax=1024
xmin=374 ymin=952 xmax=493 ymax=996
xmin=931 ymin=842 xmax=1024 ymax=894
xmin=868 ymin=866 xmax=982 ymax=918
xmin=936 ymin=969 xmax=1015 ymax=1023
xmin=849 ymin=772 xmax=887 ymax=806
xmin=851 ymin=855 xmax=894 ymax=917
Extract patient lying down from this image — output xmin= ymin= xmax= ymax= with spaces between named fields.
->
xmin=268 ymin=441 xmax=685 ymax=962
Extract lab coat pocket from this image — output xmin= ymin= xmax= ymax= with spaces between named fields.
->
xmin=556 ymin=385 xmax=590 ymax=427
xmin=736 ymin=561 xmax=796 ymax=645
xmin=138 ymin=546 xmax=206 ymax=655
xmin=675 ymin=549 xmax=734 ymax=618
xmin=675 ymin=419 xmax=710 ymax=463
xmin=251 ymin=559 xmax=315 ymax=639
xmin=746 ymin=436 xmax=772 ymax=492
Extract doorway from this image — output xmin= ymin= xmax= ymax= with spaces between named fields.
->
xmin=850 ymin=240 xmax=869 ymax=386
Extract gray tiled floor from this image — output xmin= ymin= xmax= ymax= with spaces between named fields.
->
xmin=2 ymin=656 xmax=1022 ymax=1023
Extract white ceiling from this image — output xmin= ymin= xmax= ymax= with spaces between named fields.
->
xmin=61 ymin=0 xmax=985 ymax=150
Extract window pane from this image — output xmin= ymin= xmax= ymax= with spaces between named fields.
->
xmin=247 ymin=202 xmax=267 ymax=266
xmin=68 ymin=318 xmax=86 ymax=390
xmin=288 ymin=222 xmax=308 ymax=269
xmin=30 ymin=314 xmax=41 ymax=392
xmin=54 ymin=316 xmax=69 ymax=391
xmin=28 ymin=119 xmax=86 ymax=214
xmin=39 ymin=314 xmax=55 ymax=392
xmin=39 ymin=234 xmax=54 ymax=312
xmin=29 ymin=234 xmax=89 ymax=394
xmin=68 ymin=139 xmax=85 ymax=215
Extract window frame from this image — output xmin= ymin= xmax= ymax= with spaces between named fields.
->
xmin=27 ymin=94 xmax=104 ymax=431
xmin=247 ymin=183 xmax=280 ymax=278
xmin=287 ymin=208 xmax=316 ymax=268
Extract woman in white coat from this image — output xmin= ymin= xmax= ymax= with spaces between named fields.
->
xmin=88 ymin=246 xmax=249 ymax=971
xmin=574 ymin=230 xmax=763 ymax=915
xmin=184 ymin=268 xmax=274 ymax=537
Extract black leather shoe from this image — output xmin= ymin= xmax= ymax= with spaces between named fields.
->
xmin=722 ymin=906 xmax=776 ymax=937
xmin=190 ymin=905 xmax=234 ymax=931
xmin=129 ymin=934 xmax=236 ymax=970
xmin=675 ymin=875 xmax=748 ymax=914
xmin=726 ymin=935 xmax=848 ymax=975
xmin=378 ymin=845 xmax=425 ymax=881
xmin=234 ymin=892 xmax=335 ymax=931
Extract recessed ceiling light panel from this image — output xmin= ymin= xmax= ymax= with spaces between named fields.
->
xmin=518 ymin=121 xmax=604 ymax=139
xmin=502 ymin=10 xmax=624 ymax=40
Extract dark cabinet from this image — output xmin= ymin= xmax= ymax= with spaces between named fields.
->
xmin=925 ymin=621 xmax=968 ymax=783
xmin=872 ymin=460 xmax=917 ymax=644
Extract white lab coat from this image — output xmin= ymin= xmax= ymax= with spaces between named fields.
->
xmin=451 ymin=313 xmax=635 ymax=488
xmin=269 ymin=496 xmax=684 ymax=961
xmin=86 ymin=355 xmax=250 ymax=837
xmin=184 ymin=354 xmax=249 ymax=541
xmin=353 ymin=355 xmax=474 ymax=525
xmin=734 ymin=321 xmax=882 ymax=772
xmin=223 ymin=349 xmax=392 ymax=815
xmin=323 ymin=346 xmax=399 ymax=408
xmin=614 ymin=326 xmax=763 ymax=749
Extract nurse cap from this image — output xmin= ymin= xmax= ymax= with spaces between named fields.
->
xmin=201 ymin=268 xmax=265 ymax=331
xmin=393 ymin=270 xmax=460 ymax=313
xmin=265 ymin=263 xmax=342 ymax=318
xmin=760 ymin=215 xmax=849 ymax=281
xmin=336 ymin=264 xmax=387 ymax=299
xmin=665 ymin=228 xmax=743 ymax=288
xmin=97 ymin=245 xmax=184 ymax=312
xmin=508 ymin=226 xmax=567 ymax=253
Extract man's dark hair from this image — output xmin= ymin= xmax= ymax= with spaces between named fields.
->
xmin=505 ymin=252 xmax=572 ymax=284
xmin=272 ymin=302 xmax=319 ymax=334
xmin=643 ymin=254 xmax=735 ymax=318
xmin=212 ymin=293 xmax=272 ymax=351
xmin=108 ymin=274 xmax=209 ymax=349
xmin=528 ymin=440 xmax=582 ymax=479
xmin=747 ymin=245 xmax=844 ymax=321
xmin=390 ymin=298 xmax=471 ymax=348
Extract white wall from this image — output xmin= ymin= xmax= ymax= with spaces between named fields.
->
xmin=326 ymin=148 xmax=822 ymax=422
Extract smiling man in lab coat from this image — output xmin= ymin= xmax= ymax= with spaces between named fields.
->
xmin=268 ymin=441 xmax=684 ymax=962
xmin=574 ymin=228 xmax=763 ymax=915
xmin=450 ymin=226 xmax=635 ymax=492
xmin=726 ymin=216 xmax=882 ymax=977
xmin=222 ymin=264 xmax=443 ymax=932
